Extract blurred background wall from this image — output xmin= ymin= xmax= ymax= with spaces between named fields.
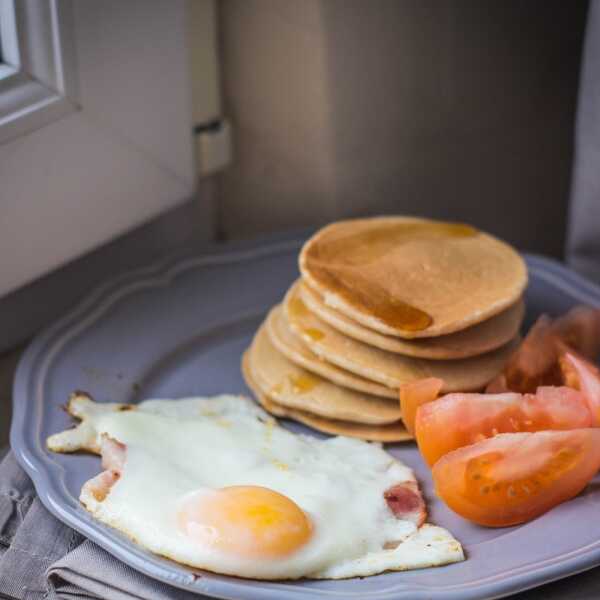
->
xmin=2 ymin=0 xmax=589 ymax=351
xmin=0 ymin=0 xmax=592 ymax=440
xmin=216 ymin=0 xmax=588 ymax=258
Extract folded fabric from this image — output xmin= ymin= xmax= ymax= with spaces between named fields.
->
xmin=0 ymin=451 xmax=205 ymax=600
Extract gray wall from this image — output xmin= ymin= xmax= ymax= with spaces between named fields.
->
xmin=218 ymin=0 xmax=588 ymax=257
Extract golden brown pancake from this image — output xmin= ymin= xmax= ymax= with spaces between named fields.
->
xmin=242 ymin=351 xmax=411 ymax=442
xmin=247 ymin=323 xmax=401 ymax=425
xmin=283 ymin=286 xmax=519 ymax=391
xmin=299 ymin=216 xmax=528 ymax=338
xmin=297 ymin=280 xmax=525 ymax=359
xmin=266 ymin=304 xmax=396 ymax=399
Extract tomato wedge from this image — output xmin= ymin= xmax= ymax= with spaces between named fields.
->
xmin=560 ymin=352 xmax=600 ymax=426
xmin=485 ymin=374 xmax=509 ymax=394
xmin=553 ymin=306 xmax=600 ymax=361
xmin=494 ymin=306 xmax=600 ymax=395
xmin=415 ymin=387 xmax=592 ymax=466
xmin=504 ymin=315 xmax=563 ymax=393
xmin=399 ymin=378 xmax=443 ymax=436
xmin=432 ymin=429 xmax=600 ymax=527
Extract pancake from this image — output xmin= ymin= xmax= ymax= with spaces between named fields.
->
xmin=283 ymin=287 xmax=519 ymax=391
xmin=299 ymin=216 xmax=528 ymax=339
xmin=247 ymin=324 xmax=401 ymax=425
xmin=242 ymin=351 xmax=411 ymax=442
xmin=297 ymin=281 xmax=525 ymax=359
xmin=266 ymin=304 xmax=397 ymax=399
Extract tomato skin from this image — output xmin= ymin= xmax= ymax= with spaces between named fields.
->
xmin=415 ymin=387 xmax=592 ymax=467
xmin=432 ymin=429 xmax=600 ymax=527
xmin=553 ymin=306 xmax=600 ymax=361
xmin=485 ymin=374 xmax=509 ymax=394
xmin=399 ymin=378 xmax=443 ymax=436
xmin=491 ymin=307 xmax=600 ymax=395
xmin=504 ymin=315 xmax=563 ymax=393
xmin=560 ymin=352 xmax=600 ymax=426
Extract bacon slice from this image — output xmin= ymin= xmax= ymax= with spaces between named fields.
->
xmin=82 ymin=436 xmax=127 ymax=503
xmin=101 ymin=435 xmax=126 ymax=472
xmin=82 ymin=470 xmax=120 ymax=502
xmin=384 ymin=481 xmax=427 ymax=526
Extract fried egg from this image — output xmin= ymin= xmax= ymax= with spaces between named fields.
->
xmin=47 ymin=393 xmax=463 ymax=579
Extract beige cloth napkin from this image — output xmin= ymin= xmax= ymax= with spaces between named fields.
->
xmin=0 ymin=451 xmax=205 ymax=600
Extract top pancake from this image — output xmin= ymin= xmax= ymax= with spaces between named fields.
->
xmin=299 ymin=216 xmax=528 ymax=338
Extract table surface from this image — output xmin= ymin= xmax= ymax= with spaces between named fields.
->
xmin=2 ymin=265 xmax=600 ymax=600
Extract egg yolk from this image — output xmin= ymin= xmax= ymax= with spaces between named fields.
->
xmin=178 ymin=485 xmax=312 ymax=558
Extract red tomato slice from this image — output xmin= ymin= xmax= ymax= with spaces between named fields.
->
xmin=560 ymin=352 xmax=600 ymax=426
xmin=399 ymin=378 xmax=443 ymax=436
xmin=433 ymin=429 xmax=600 ymax=527
xmin=415 ymin=387 xmax=592 ymax=466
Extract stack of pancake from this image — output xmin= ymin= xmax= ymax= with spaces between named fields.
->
xmin=242 ymin=217 xmax=527 ymax=442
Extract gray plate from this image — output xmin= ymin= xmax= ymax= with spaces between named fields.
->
xmin=10 ymin=235 xmax=600 ymax=600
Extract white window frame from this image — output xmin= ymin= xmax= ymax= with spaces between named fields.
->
xmin=0 ymin=0 xmax=197 ymax=297
xmin=0 ymin=0 xmax=78 ymax=144
xmin=0 ymin=0 xmax=20 ymax=79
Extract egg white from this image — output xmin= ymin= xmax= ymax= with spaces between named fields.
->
xmin=77 ymin=395 xmax=463 ymax=579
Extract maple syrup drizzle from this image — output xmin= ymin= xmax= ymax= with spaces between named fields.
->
xmin=288 ymin=293 xmax=325 ymax=341
xmin=305 ymin=221 xmax=477 ymax=331
xmin=288 ymin=373 xmax=318 ymax=394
